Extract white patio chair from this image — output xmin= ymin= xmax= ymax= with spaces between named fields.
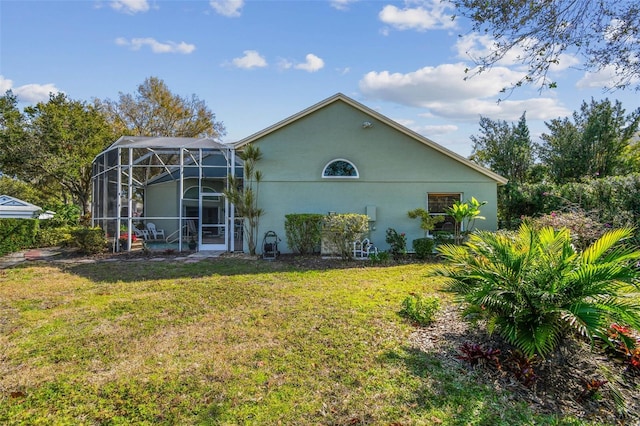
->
xmin=147 ymin=222 xmax=166 ymax=240
xmin=132 ymin=225 xmax=149 ymax=240
xmin=353 ymin=238 xmax=377 ymax=259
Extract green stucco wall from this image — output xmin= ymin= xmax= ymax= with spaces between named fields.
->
xmin=250 ymin=100 xmax=500 ymax=253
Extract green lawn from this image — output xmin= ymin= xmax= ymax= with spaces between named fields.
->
xmin=0 ymin=258 xmax=594 ymax=425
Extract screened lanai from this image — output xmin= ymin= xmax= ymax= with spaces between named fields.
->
xmin=91 ymin=136 xmax=244 ymax=252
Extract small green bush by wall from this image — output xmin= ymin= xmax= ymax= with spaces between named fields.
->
xmin=284 ymin=213 xmax=324 ymax=255
xmin=412 ymin=237 xmax=435 ymax=259
xmin=322 ymin=214 xmax=369 ymax=259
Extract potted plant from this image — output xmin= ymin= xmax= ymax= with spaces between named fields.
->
xmin=188 ymin=237 xmax=197 ymax=251
xmin=407 ymin=208 xmax=444 ymax=259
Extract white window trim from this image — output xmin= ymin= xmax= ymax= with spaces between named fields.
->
xmin=322 ymin=158 xmax=359 ymax=179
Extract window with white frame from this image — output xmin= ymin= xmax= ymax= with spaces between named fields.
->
xmin=322 ymin=159 xmax=359 ymax=178
xmin=427 ymin=193 xmax=461 ymax=233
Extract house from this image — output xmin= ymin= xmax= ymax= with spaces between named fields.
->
xmin=91 ymin=94 xmax=506 ymax=253
xmin=234 ymin=93 xmax=507 ymax=253
xmin=0 ymin=195 xmax=54 ymax=219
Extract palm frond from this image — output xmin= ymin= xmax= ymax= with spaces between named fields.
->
xmin=581 ymin=228 xmax=634 ymax=264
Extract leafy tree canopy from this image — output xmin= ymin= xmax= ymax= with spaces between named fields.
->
xmin=470 ymin=112 xmax=533 ymax=184
xmin=538 ymin=98 xmax=640 ymax=182
xmin=453 ymin=0 xmax=640 ymax=91
xmin=96 ymin=76 xmax=226 ymax=138
xmin=0 ymin=91 xmax=115 ymax=214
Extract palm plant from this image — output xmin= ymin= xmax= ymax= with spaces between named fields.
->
xmin=446 ymin=197 xmax=486 ymax=244
xmin=429 ymin=223 xmax=640 ymax=358
xmin=224 ymin=144 xmax=263 ymax=256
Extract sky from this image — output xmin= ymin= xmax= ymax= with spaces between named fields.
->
xmin=1 ymin=0 xmax=638 ymax=158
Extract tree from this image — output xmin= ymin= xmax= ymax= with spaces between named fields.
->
xmin=96 ymin=76 xmax=226 ymax=138
xmin=453 ymin=0 xmax=640 ymax=91
xmin=430 ymin=224 xmax=640 ymax=358
xmin=470 ymin=113 xmax=533 ymax=184
xmin=224 ymin=144 xmax=263 ymax=256
xmin=407 ymin=208 xmax=444 ymax=238
xmin=538 ymin=98 xmax=640 ymax=183
xmin=470 ymin=114 xmax=533 ymax=227
xmin=0 ymin=91 xmax=29 ymax=176
xmin=0 ymin=92 xmax=115 ymax=214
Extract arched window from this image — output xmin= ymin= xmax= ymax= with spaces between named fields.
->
xmin=322 ymin=159 xmax=359 ymax=178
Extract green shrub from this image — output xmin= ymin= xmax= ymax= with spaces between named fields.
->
xmin=322 ymin=214 xmax=369 ymax=259
xmin=400 ymin=294 xmax=440 ymax=326
xmin=36 ymin=226 xmax=75 ymax=247
xmin=39 ymin=203 xmax=81 ymax=228
xmin=432 ymin=231 xmax=455 ymax=248
xmin=430 ymin=223 xmax=640 ymax=358
xmin=368 ymin=250 xmax=390 ymax=265
xmin=71 ymin=227 xmax=107 ymax=254
xmin=385 ymin=228 xmax=406 ymax=259
xmin=527 ymin=210 xmax=606 ymax=251
xmin=412 ymin=237 xmax=434 ymax=259
xmin=0 ymin=218 xmax=39 ymax=256
xmin=284 ymin=213 xmax=324 ymax=255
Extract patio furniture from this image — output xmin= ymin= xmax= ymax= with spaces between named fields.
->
xmin=353 ymin=238 xmax=377 ymax=259
xmin=132 ymin=225 xmax=149 ymax=240
xmin=147 ymin=222 xmax=166 ymax=240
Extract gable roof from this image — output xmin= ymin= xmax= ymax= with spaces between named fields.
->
xmin=0 ymin=195 xmax=53 ymax=219
xmin=234 ymin=93 xmax=507 ymax=185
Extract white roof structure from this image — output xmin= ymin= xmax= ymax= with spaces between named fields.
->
xmin=0 ymin=195 xmax=54 ymax=219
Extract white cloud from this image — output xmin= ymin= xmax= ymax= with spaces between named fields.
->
xmin=379 ymin=0 xmax=456 ymax=32
xmin=115 ymin=37 xmax=196 ymax=54
xmin=210 ymin=0 xmax=244 ymax=17
xmin=232 ymin=50 xmax=268 ymax=69
xmin=360 ymin=62 xmax=524 ymax=104
xmin=576 ymin=64 xmax=640 ymax=90
xmin=294 ymin=54 xmax=325 ymax=72
xmin=0 ymin=76 xmax=61 ymax=103
xmin=359 ymin=63 xmax=569 ymax=121
xmin=0 ymin=75 xmax=12 ymax=93
xmin=330 ymin=0 xmax=358 ymax=11
xmin=110 ymin=0 xmax=150 ymax=14
xmin=419 ymin=124 xmax=458 ymax=135
xmin=423 ymin=98 xmax=568 ymax=121
xmin=392 ymin=119 xmax=459 ymax=144
xmin=455 ymin=33 xmax=580 ymax=73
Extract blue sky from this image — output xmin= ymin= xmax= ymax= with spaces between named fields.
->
xmin=1 ymin=0 xmax=638 ymax=157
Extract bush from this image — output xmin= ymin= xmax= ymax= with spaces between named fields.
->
xmin=527 ymin=210 xmax=606 ymax=251
xmin=400 ymin=294 xmax=440 ymax=326
xmin=368 ymin=250 xmax=390 ymax=265
xmin=284 ymin=213 xmax=324 ymax=255
xmin=430 ymin=223 xmax=640 ymax=358
xmin=0 ymin=219 xmax=39 ymax=256
xmin=385 ymin=228 xmax=406 ymax=259
xmin=322 ymin=214 xmax=369 ymax=259
xmin=412 ymin=237 xmax=434 ymax=259
xmin=71 ymin=227 xmax=107 ymax=254
xmin=36 ymin=226 xmax=74 ymax=247
xmin=432 ymin=231 xmax=455 ymax=248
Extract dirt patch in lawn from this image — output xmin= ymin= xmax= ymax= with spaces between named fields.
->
xmin=409 ymin=304 xmax=640 ymax=425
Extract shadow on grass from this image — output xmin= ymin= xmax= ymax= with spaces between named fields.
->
xmin=12 ymin=254 xmax=422 ymax=283
xmin=381 ymin=347 xmax=546 ymax=426
xmin=46 ymin=254 xmax=385 ymax=283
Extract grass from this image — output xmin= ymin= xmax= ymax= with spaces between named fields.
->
xmin=0 ymin=258 xmax=598 ymax=425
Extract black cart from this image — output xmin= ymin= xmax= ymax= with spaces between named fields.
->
xmin=262 ymin=231 xmax=280 ymax=260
